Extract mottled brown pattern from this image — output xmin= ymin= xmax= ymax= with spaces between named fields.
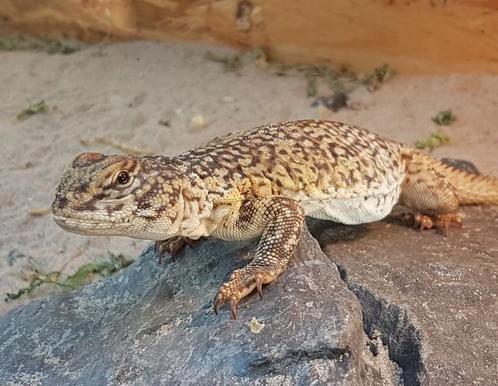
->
xmin=52 ymin=120 xmax=498 ymax=318
xmin=177 ymin=120 xmax=406 ymax=203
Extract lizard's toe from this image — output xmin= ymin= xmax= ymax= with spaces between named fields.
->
xmin=155 ymin=236 xmax=187 ymax=264
xmin=213 ymin=294 xmax=240 ymax=320
xmin=434 ymin=213 xmax=463 ymax=236
xmin=414 ymin=213 xmax=434 ymax=232
xmin=155 ymin=236 xmax=203 ymax=264
xmin=213 ymin=269 xmax=266 ymax=319
xmin=414 ymin=212 xmax=463 ymax=236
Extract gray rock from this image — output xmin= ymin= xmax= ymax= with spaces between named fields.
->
xmin=0 ymin=227 xmax=397 ymax=385
xmin=315 ymin=206 xmax=498 ymax=386
xmin=440 ymin=158 xmax=480 ymax=175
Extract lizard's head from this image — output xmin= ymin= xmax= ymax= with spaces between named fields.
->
xmin=52 ymin=152 xmax=191 ymax=240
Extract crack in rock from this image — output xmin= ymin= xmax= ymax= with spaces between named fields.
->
xmin=249 ymin=346 xmax=351 ymax=376
xmin=336 ymin=265 xmax=425 ymax=386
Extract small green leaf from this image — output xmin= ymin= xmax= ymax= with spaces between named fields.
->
xmin=16 ymin=100 xmax=48 ymax=121
xmin=63 ymin=254 xmax=132 ymax=289
xmin=5 ymin=254 xmax=133 ymax=302
xmin=432 ymin=110 xmax=456 ymax=126
xmin=0 ymin=36 xmax=81 ymax=54
xmin=362 ymin=64 xmax=396 ymax=90
xmin=415 ymin=130 xmax=450 ymax=151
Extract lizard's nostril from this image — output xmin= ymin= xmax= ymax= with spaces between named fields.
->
xmin=53 ymin=196 xmax=68 ymax=210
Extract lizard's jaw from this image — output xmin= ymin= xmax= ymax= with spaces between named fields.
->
xmin=53 ymin=213 xmax=180 ymax=241
xmin=53 ymin=214 xmax=118 ymax=236
xmin=52 ymin=196 xmax=144 ymax=237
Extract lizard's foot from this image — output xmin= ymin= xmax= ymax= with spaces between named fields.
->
xmin=154 ymin=236 xmax=203 ymax=264
xmin=213 ymin=268 xmax=272 ymax=320
xmin=414 ymin=212 xmax=462 ymax=236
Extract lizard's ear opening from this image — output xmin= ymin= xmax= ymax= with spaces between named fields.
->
xmin=73 ymin=152 xmax=106 ymax=167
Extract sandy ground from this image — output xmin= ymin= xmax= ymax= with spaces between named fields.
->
xmin=0 ymin=41 xmax=497 ymax=315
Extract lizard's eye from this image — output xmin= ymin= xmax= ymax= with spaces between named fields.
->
xmin=116 ymin=171 xmax=131 ymax=185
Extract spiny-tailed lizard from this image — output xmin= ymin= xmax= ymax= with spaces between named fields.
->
xmin=52 ymin=120 xmax=498 ymax=318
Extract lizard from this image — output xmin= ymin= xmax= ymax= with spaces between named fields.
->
xmin=52 ymin=120 xmax=498 ymax=319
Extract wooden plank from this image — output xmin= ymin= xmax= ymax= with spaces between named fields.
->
xmin=1 ymin=0 xmax=498 ymax=73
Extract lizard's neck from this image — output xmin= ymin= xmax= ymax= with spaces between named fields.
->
xmin=171 ymin=159 xmax=242 ymax=239
xmin=167 ymin=170 xmax=212 ymax=239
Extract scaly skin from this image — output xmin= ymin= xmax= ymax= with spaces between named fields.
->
xmin=52 ymin=120 xmax=498 ymax=318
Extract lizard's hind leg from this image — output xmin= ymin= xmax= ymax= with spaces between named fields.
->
xmin=400 ymin=153 xmax=462 ymax=236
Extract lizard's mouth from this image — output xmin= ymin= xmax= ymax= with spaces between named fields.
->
xmin=53 ymin=215 xmax=79 ymax=230
xmin=52 ymin=214 xmax=114 ymax=236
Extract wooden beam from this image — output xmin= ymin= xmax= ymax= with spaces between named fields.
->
xmin=1 ymin=0 xmax=497 ymax=73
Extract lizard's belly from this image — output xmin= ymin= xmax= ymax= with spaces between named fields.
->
xmin=302 ymin=186 xmax=401 ymax=225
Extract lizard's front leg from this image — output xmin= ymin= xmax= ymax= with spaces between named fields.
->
xmin=212 ymin=197 xmax=305 ymax=319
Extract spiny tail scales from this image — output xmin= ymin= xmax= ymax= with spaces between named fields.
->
xmin=435 ymin=161 xmax=498 ymax=205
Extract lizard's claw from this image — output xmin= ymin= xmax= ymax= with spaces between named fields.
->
xmin=213 ymin=269 xmax=267 ymax=319
xmin=414 ymin=212 xmax=462 ymax=236
xmin=230 ymin=299 xmax=238 ymax=320
xmin=213 ymin=293 xmax=239 ymax=319
xmin=256 ymin=276 xmax=263 ymax=299
xmin=414 ymin=213 xmax=434 ymax=232
xmin=155 ymin=236 xmax=203 ymax=264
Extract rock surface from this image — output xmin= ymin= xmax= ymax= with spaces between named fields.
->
xmin=2 ymin=207 xmax=496 ymax=385
xmin=314 ymin=206 xmax=498 ymax=386
xmin=0 ymin=227 xmax=397 ymax=385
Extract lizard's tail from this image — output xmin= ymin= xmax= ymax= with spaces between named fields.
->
xmin=409 ymin=150 xmax=498 ymax=205
xmin=443 ymin=166 xmax=498 ymax=205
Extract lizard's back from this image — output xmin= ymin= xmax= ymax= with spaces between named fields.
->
xmin=177 ymin=120 xmax=406 ymax=224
